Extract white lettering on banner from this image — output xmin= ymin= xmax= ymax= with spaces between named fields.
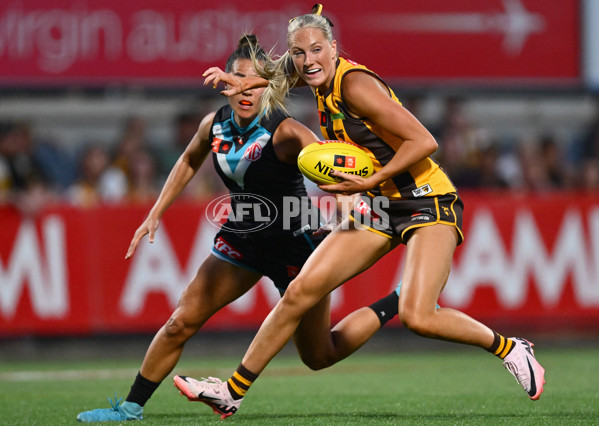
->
xmin=0 ymin=217 xmax=67 ymax=318
xmin=443 ymin=208 xmax=599 ymax=309
xmin=127 ymin=10 xmax=228 ymax=63
xmin=0 ymin=7 xmax=122 ymax=72
xmin=0 ymin=6 xmax=296 ymax=73
xmin=119 ymin=218 xmax=216 ymax=315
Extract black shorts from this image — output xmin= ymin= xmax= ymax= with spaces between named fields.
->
xmin=350 ymin=193 xmax=464 ymax=245
xmin=211 ymin=226 xmax=325 ymax=291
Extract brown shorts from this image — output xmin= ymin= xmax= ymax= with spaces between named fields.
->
xmin=350 ymin=192 xmax=464 ymax=245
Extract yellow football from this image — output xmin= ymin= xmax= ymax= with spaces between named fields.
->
xmin=297 ymin=140 xmax=374 ymax=185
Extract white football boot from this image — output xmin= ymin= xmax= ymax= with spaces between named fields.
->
xmin=174 ymin=375 xmax=242 ymax=419
xmin=502 ymin=337 xmax=546 ymax=400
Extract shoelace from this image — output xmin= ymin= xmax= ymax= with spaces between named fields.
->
xmin=107 ymin=394 xmax=124 ymax=412
xmin=504 ymin=361 xmax=528 ymax=386
xmin=201 ymin=376 xmax=224 ymax=385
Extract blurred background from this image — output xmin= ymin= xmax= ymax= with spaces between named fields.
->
xmin=1 ymin=0 xmax=598 ymax=358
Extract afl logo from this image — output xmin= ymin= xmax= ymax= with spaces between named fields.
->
xmin=244 ymin=142 xmax=263 ymax=161
xmin=205 ymin=193 xmax=278 ymax=233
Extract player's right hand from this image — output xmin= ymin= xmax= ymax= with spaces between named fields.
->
xmin=125 ymin=218 xmax=159 ymax=259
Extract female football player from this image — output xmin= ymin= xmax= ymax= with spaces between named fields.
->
xmin=175 ymin=4 xmax=545 ymax=418
xmin=76 ymin=34 xmax=402 ymax=422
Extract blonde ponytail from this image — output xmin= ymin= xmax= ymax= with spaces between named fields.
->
xmin=250 ymin=4 xmax=334 ymax=117
xmin=251 ymin=49 xmax=299 ymax=117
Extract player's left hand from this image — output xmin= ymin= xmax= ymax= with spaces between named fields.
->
xmin=318 ymin=170 xmax=374 ymax=195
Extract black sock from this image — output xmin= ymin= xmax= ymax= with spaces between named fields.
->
xmin=487 ymin=331 xmax=515 ymax=359
xmin=368 ymin=290 xmax=399 ymax=326
xmin=125 ymin=372 xmax=160 ymax=407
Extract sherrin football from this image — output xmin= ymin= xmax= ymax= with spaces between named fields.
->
xmin=297 ymin=140 xmax=374 ymax=185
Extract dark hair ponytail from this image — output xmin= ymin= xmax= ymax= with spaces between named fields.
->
xmin=225 ymin=34 xmax=267 ymax=72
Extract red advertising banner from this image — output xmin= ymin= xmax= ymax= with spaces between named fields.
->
xmin=0 ymin=0 xmax=580 ymax=86
xmin=1 ymin=191 xmax=598 ymax=336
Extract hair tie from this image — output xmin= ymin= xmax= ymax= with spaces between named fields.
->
xmin=311 ymin=4 xmax=323 ymax=15
xmin=289 ymin=3 xmax=334 ymax=27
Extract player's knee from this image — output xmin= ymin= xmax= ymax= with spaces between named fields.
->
xmin=163 ymin=316 xmax=198 ymax=341
xmin=299 ymin=351 xmax=336 ymax=371
xmin=398 ymin=306 xmax=435 ymax=337
xmin=281 ymin=277 xmax=318 ymax=315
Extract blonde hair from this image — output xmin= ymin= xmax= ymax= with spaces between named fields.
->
xmin=252 ymin=12 xmax=334 ymax=117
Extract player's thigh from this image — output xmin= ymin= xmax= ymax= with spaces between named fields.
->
xmin=399 ymin=224 xmax=458 ymax=311
xmin=292 ymin=219 xmax=395 ymax=298
xmin=175 ymin=254 xmax=262 ymax=324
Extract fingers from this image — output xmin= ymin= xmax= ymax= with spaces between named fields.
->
xmin=125 ymin=235 xmax=140 ymax=259
xmin=203 ymin=74 xmax=220 ymax=88
xmin=329 ymin=169 xmax=350 ymax=179
xmin=203 ymin=67 xmax=222 ymax=88
xmin=125 ymin=228 xmax=150 ymax=259
xmin=317 ymin=183 xmax=339 ymax=193
xmin=220 ymin=88 xmax=237 ymax=97
xmin=202 ymin=67 xmax=222 ymax=77
xmin=319 ymin=170 xmax=368 ymax=195
xmin=148 ymin=227 xmax=156 ymax=244
xmin=318 ymin=182 xmax=358 ymax=196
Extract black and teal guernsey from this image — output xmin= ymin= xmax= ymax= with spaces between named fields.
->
xmin=210 ymin=105 xmax=311 ymax=235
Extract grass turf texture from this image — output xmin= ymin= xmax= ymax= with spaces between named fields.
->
xmin=0 ymin=347 xmax=597 ymax=425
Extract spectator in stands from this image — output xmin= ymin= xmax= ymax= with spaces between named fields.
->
xmin=517 ymin=134 xmax=569 ymax=192
xmin=578 ymin=101 xmax=599 ymax=191
xmin=107 ymin=115 xmax=177 ymax=204
xmin=473 ymin=144 xmax=510 ymax=189
xmin=155 ymin=111 xmax=203 ymax=175
xmin=580 ymin=159 xmax=599 ymax=190
xmin=434 ymin=96 xmax=490 ymax=189
xmin=580 ymin=101 xmax=599 ymax=160
xmin=67 ymin=144 xmax=127 ymax=207
xmin=539 ymin=135 xmax=568 ymax=189
xmin=126 ymin=148 xmax=160 ymax=204
xmin=0 ymin=121 xmax=57 ymax=216
xmin=112 ymin=116 xmax=149 ymax=178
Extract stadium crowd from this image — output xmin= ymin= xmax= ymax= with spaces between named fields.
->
xmin=1 ymin=95 xmax=598 ymax=218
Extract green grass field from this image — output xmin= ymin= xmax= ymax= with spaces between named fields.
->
xmin=0 ymin=346 xmax=597 ymax=425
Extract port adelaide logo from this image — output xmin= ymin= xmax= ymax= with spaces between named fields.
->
xmin=205 ymin=193 xmax=278 ymax=233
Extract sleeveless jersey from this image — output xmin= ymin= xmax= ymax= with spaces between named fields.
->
xmin=210 ymin=105 xmax=309 ymax=234
xmin=316 ymin=57 xmax=456 ymax=200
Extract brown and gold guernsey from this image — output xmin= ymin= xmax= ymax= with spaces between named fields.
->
xmin=316 ymin=57 xmax=456 ymax=200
